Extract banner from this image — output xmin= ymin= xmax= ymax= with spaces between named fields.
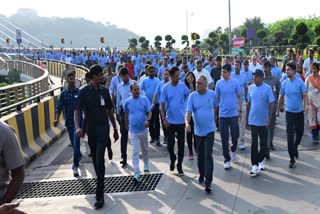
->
xmin=232 ymin=48 xmax=245 ymax=56
xmin=233 ymin=37 xmax=245 ymax=48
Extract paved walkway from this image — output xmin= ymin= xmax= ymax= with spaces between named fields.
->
xmin=16 ymin=112 xmax=320 ymax=213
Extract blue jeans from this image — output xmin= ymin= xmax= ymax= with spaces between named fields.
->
xmin=67 ymin=127 xmax=81 ymax=169
xmin=195 ymin=132 xmax=215 ymax=188
xmin=219 ymin=116 xmax=239 ymax=162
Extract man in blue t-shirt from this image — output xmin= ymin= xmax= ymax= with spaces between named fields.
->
xmin=278 ymin=62 xmax=308 ymax=169
xmin=160 ymin=66 xmax=190 ymax=176
xmin=186 ymin=75 xmax=218 ymax=194
xmin=215 ymin=64 xmax=242 ymax=170
xmin=140 ymin=66 xmax=161 ymax=146
xmin=152 ymin=68 xmax=170 ymax=144
xmin=246 ymin=69 xmax=275 ymax=176
xmin=124 ymin=82 xmax=152 ymax=183
xmin=231 ymin=60 xmax=248 ymax=150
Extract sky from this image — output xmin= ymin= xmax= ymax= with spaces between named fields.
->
xmin=1 ymin=0 xmax=319 ymax=46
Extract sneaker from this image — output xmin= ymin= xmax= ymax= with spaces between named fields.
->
xmin=198 ymin=176 xmax=204 ymax=184
xmin=144 ymin=163 xmax=150 ymax=173
xmin=170 ymin=156 xmax=176 ymax=171
xmin=231 ymin=152 xmax=237 ymax=162
xmin=177 ymin=165 xmax=184 ymax=176
xmin=224 ymin=161 xmax=231 ymax=170
xmin=189 ymin=154 xmax=193 ymax=160
xmin=73 ymin=167 xmax=79 ymax=177
xmin=156 ymin=140 xmax=161 ymax=147
xmin=250 ymin=165 xmax=260 ymax=176
xmin=258 ymin=161 xmax=265 ymax=171
xmin=205 ymin=186 xmax=212 ymax=194
xmin=133 ymin=173 xmax=140 ymax=183
xmin=238 ymin=141 xmax=246 ymax=150
xmin=289 ymin=160 xmax=296 ymax=168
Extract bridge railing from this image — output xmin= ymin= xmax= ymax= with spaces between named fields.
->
xmin=0 ymin=60 xmax=49 ymax=115
xmin=46 ymin=59 xmax=89 ymax=81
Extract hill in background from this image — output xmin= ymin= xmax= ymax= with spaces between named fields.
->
xmin=1 ymin=9 xmax=138 ymax=49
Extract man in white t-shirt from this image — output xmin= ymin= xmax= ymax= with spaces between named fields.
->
xmin=303 ymin=49 xmax=318 ymax=76
xmin=193 ymin=60 xmax=213 ymax=89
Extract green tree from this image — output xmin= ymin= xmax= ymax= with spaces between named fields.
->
xmin=164 ymin=34 xmax=175 ymax=50
xmin=154 ymin=35 xmax=162 ymax=51
xmin=256 ymin=29 xmax=268 ymax=45
xmin=128 ymin=38 xmax=138 ymax=49
xmin=292 ymin=22 xmax=311 ymax=52
xmin=181 ymin=35 xmax=189 ymax=50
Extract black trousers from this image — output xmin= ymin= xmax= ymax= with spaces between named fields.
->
xmin=120 ymin=111 xmax=128 ymax=160
xmin=149 ymin=104 xmax=160 ymax=141
xmin=196 ymin=132 xmax=214 ymax=188
xmin=187 ymin=117 xmax=197 ymax=155
xmin=286 ymin=111 xmax=304 ymax=161
xmin=88 ymin=125 xmax=109 ymax=200
xmin=167 ymin=124 xmax=185 ymax=166
xmin=251 ymin=125 xmax=267 ymax=166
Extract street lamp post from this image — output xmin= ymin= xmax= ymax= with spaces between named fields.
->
xmin=186 ymin=11 xmax=194 ymax=37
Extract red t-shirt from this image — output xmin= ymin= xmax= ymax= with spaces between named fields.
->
xmin=125 ymin=63 xmax=134 ymax=79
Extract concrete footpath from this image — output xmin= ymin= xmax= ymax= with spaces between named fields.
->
xmin=16 ymin=113 xmax=320 ymax=214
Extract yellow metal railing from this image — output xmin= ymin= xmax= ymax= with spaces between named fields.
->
xmin=46 ymin=60 xmax=89 ymax=81
xmin=0 ymin=60 xmax=49 ymax=112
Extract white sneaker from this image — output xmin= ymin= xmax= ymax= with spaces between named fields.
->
xmin=224 ymin=161 xmax=231 ymax=170
xmin=238 ymin=140 xmax=246 ymax=150
xmin=231 ymin=152 xmax=237 ymax=162
xmin=259 ymin=161 xmax=265 ymax=171
xmin=250 ymin=165 xmax=260 ymax=176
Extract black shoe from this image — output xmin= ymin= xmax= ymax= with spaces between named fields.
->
xmin=88 ymin=153 xmax=91 ymax=157
xmin=150 ymin=139 xmax=154 ymax=144
xmin=205 ymin=186 xmax=212 ymax=194
xmin=120 ymin=159 xmax=127 ymax=167
xmin=156 ymin=140 xmax=161 ymax=147
xmin=108 ymin=149 xmax=113 ymax=160
xmin=94 ymin=198 xmax=104 ymax=209
xmin=170 ymin=156 xmax=176 ymax=171
xmin=270 ymin=145 xmax=275 ymax=151
xmin=289 ymin=160 xmax=296 ymax=168
xmin=313 ymin=140 xmax=319 ymax=145
xmin=198 ymin=176 xmax=204 ymax=184
xmin=177 ymin=164 xmax=184 ymax=176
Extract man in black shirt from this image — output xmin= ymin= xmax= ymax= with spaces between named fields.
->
xmin=75 ymin=64 xmax=119 ymax=209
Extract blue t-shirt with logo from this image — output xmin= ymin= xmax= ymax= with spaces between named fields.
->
xmin=280 ymin=78 xmax=306 ymax=112
xmin=231 ymin=72 xmax=248 ymax=101
xmin=159 ymin=82 xmax=190 ymax=124
xmin=187 ymin=90 xmax=218 ymax=136
xmin=140 ymin=77 xmax=160 ymax=103
xmin=248 ymin=83 xmax=275 ymax=126
xmin=215 ymin=78 xmax=241 ymax=117
xmin=124 ymin=95 xmax=151 ymax=133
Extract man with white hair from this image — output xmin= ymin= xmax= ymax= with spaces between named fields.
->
xmin=249 ymin=55 xmax=261 ymax=72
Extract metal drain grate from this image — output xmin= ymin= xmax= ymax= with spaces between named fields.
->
xmin=17 ymin=173 xmax=163 ymax=199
